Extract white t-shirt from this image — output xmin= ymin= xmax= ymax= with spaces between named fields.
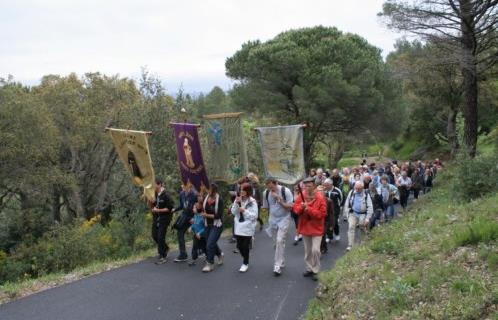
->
xmin=262 ymin=185 xmax=294 ymax=229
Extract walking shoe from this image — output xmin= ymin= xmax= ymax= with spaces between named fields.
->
xmin=303 ymin=270 xmax=314 ymax=277
xmin=216 ymin=252 xmax=224 ymax=265
xmin=233 ymin=249 xmax=239 ymax=254
xmin=202 ymin=262 xmax=214 ymax=272
xmin=155 ymin=257 xmax=167 ymax=265
xmin=346 ymin=246 xmax=352 ymax=252
xmin=311 ymin=273 xmax=319 ymax=281
xmin=228 ymin=237 xmax=236 ymax=243
xmin=273 ymin=265 xmax=282 ymax=277
xmin=188 ymin=259 xmax=196 ymax=266
xmin=298 ymin=235 xmax=303 ymax=241
xmin=293 ymin=235 xmax=299 ymax=246
xmin=174 ymin=255 xmax=188 ymax=263
xmin=239 ymin=264 xmax=249 ymax=273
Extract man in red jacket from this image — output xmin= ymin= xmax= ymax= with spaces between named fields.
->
xmin=293 ymin=177 xmax=327 ymax=281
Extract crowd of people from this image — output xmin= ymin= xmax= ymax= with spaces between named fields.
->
xmin=148 ymin=158 xmax=442 ymax=281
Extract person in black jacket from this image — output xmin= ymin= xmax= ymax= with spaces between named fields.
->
xmin=173 ymin=184 xmax=198 ymax=262
xmin=151 ymin=178 xmax=175 ymax=265
xmin=201 ymin=183 xmax=225 ymax=273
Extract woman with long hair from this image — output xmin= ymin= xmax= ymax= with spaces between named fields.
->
xmin=201 ymin=183 xmax=225 ymax=272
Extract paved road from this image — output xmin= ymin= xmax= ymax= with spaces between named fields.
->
xmin=0 ymin=221 xmax=350 ymax=320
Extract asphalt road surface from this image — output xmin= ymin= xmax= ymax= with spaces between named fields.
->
xmin=1 ymin=221 xmax=350 ymax=320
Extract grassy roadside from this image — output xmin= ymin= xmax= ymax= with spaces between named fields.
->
xmin=306 ymin=184 xmax=498 ymax=319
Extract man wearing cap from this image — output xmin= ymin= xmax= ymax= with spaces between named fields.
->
xmin=292 ymin=177 xmax=327 ymax=281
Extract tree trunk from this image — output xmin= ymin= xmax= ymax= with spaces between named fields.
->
xmin=460 ymin=0 xmax=478 ymax=158
xmin=51 ymin=188 xmax=62 ymax=222
xmin=447 ymin=106 xmax=459 ymax=159
xmin=327 ymin=140 xmax=346 ymax=170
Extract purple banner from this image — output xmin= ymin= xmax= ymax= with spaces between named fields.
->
xmin=172 ymin=123 xmax=210 ymax=193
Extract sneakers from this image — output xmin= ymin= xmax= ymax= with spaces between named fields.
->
xmin=216 ymin=252 xmax=224 ymax=265
xmin=188 ymin=259 xmax=196 ymax=266
xmin=239 ymin=264 xmax=249 ymax=273
xmin=311 ymin=273 xmax=319 ymax=281
xmin=273 ymin=265 xmax=282 ymax=277
xmin=346 ymin=246 xmax=352 ymax=252
xmin=202 ymin=262 xmax=214 ymax=272
xmin=155 ymin=257 xmax=167 ymax=265
xmin=174 ymin=255 xmax=188 ymax=263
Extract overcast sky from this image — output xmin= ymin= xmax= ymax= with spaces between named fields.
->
xmin=0 ymin=0 xmax=399 ymax=94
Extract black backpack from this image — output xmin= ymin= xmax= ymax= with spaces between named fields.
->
xmin=264 ymin=186 xmax=289 ymax=213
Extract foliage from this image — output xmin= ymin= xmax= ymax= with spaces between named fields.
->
xmin=0 ymin=210 xmax=156 ymax=284
xmin=445 ymin=152 xmax=498 ymax=202
xmin=225 ymin=26 xmax=404 ymax=167
xmin=306 ymin=179 xmax=498 ymax=319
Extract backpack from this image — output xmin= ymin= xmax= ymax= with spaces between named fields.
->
xmin=348 ymin=190 xmax=369 ymax=214
xmin=264 ymin=186 xmax=289 ymax=214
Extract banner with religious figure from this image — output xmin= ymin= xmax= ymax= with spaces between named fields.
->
xmin=203 ymin=112 xmax=248 ymax=183
xmin=171 ymin=123 xmax=210 ymax=192
xmin=256 ymin=125 xmax=306 ymax=185
xmin=108 ymin=128 xmax=156 ymax=202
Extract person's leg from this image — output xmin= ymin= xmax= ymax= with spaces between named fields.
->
xmin=241 ymin=236 xmax=251 ymax=265
xmin=274 ymin=220 xmax=289 ymax=268
xmin=310 ymin=236 xmax=322 ymax=274
xmin=151 ymin=216 xmax=159 ymax=255
xmin=157 ymin=216 xmax=169 ymax=258
xmin=191 ymin=237 xmax=199 ymax=260
xmin=347 ymin=214 xmax=358 ymax=249
xmin=205 ymin=226 xmax=216 ymax=264
xmin=414 ymin=188 xmax=419 ymax=200
xmin=333 ymin=206 xmax=340 ymax=238
xmin=212 ymin=226 xmax=224 ymax=262
xmin=176 ymin=225 xmax=188 ymax=260
xmin=303 ymin=236 xmax=313 ymax=272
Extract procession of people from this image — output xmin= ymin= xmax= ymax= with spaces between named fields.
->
xmin=149 ymin=158 xmax=441 ymax=280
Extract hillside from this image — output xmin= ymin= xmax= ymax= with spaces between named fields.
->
xmin=306 ymin=172 xmax=498 ymax=319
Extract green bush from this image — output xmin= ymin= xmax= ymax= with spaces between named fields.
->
xmin=0 ymin=209 xmax=155 ymax=285
xmin=447 ymin=152 xmax=498 ymax=202
xmin=454 ymin=219 xmax=498 ymax=247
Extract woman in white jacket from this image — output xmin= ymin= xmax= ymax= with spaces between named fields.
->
xmin=231 ymin=182 xmax=258 ymax=272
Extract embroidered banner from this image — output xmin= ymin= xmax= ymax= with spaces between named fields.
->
xmin=171 ymin=123 xmax=210 ymax=192
xmin=108 ymin=128 xmax=156 ymax=202
xmin=256 ymin=125 xmax=305 ymax=185
xmin=203 ymin=112 xmax=248 ymax=183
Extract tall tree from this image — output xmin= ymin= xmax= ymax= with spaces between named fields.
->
xmin=380 ymin=0 xmax=498 ymax=157
xmin=226 ymin=26 xmax=402 ymax=167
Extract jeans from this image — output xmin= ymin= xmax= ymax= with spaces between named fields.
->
xmin=191 ymin=236 xmax=206 ymax=260
xmin=205 ymin=225 xmax=223 ymax=264
xmin=151 ymin=214 xmax=172 ymax=258
xmin=384 ymin=204 xmax=395 ymax=222
xmin=236 ymin=235 xmax=252 ymax=265
xmin=177 ymin=224 xmax=190 ymax=258
xmin=333 ymin=205 xmax=340 ymax=237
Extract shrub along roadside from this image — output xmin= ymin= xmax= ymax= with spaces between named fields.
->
xmin=305 ymin=179 xmax=498 ymax=319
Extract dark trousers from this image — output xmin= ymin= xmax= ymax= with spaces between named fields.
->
xmin=369 ymin=209 xmax=383 ymax=229
xmin=291 ymin=212 xmax=299 ymax=229
xmin=191 ymin=236 xmax=206 ymax=260
xmin=152 ymin=214 xmax=171 ymax=258
xmin=236 ymin=235 xmax=252 ymax=265
xmin=205 ymin=225 xmax=223 ymax=264
xmin=333 ymin=205 xmax=340 ymax=237
xmin=413 ymin=188 xmax=420 ymax=199
xmin=177 ymin=224 xmax=189 ymax=258
xmin=399 ymin=187 xmax=409 ymax=209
